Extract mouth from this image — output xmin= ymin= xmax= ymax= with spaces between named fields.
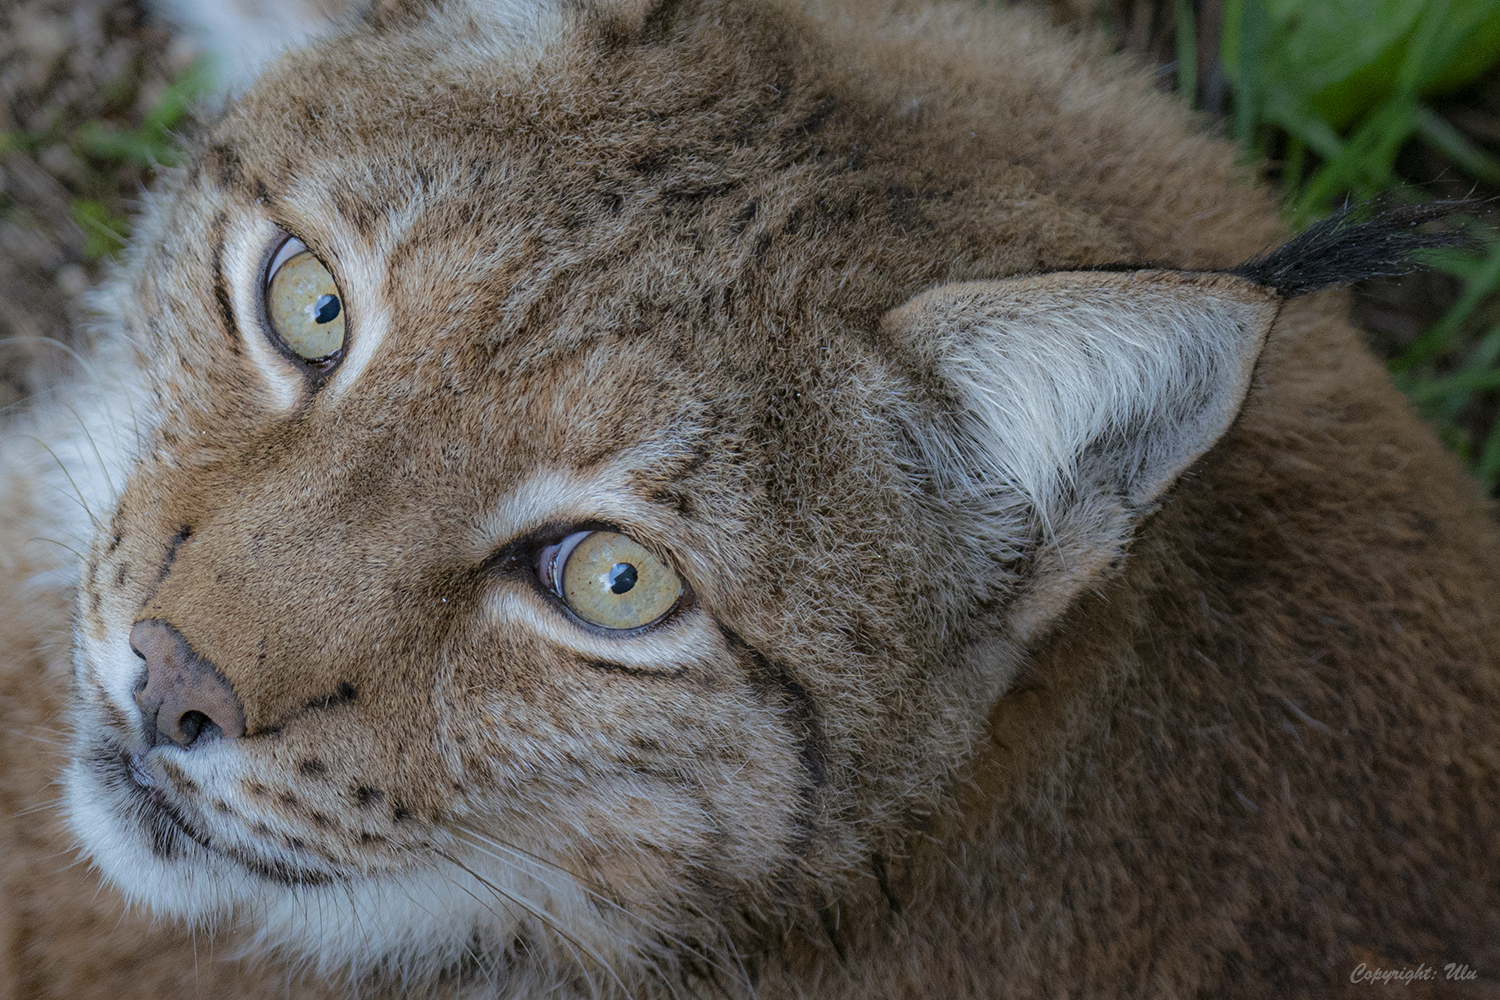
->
xmin=108 ymin=746 xmax=335 ymax=887
xmin=114 ymin=746 xmax=219 ymax=862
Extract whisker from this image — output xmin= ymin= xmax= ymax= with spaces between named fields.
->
xmin=0 ymin=387 xmax=57 ymax=419
xmin=46 ymin=846 xmax=94 ymax=870
xmin=59 ymin=402 xmax=118 ymax=498
xmin=24 ymin=536 xmax=86 ymax=563
xmin=0 ymin=335 xmax=94 ymax=374
xmin=13 ymin=434 xmax=103 ymax=531
xmin=0 ymin=334 xmax=139 ymax=420
xmin=452 ymin=825 xmax=735 ymax=984
xmin=438 ymin=849 xmax=634 ymax=1000
xmin=8 ymin=795 xmax=67 ymax=819
xmin=0 ymin=377 xmax=125 ymax=421
xmin=437 ymin=871 xmax=588 ymax=991
xmin=110 ymin=896 xmax=133 ymax=935
xmin=384 ymin=877 xmax=491 ymax=986
xmin=8 ymin=729 xmax=70 ymax=748
xmin=450 ymin=833 xmax=668 ymax=938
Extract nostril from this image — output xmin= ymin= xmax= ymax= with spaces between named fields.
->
xmin=175 ymin=710 xmax=219 ymax=747
xmin=130 ymin=619 xmax=246 ymax=749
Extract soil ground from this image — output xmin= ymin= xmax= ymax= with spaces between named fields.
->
xmin=0 ymin=0 xmax=184 ymax=409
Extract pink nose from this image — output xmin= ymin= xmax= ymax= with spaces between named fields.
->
xmin=130 ymin=619 xmax=246 ymax=748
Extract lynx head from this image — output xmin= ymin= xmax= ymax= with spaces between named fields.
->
xmin=62 ymin=0 xmax=1365 ymax=990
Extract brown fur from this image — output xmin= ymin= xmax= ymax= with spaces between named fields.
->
xmin=1 ymin=0 xmax=1497 ymax=997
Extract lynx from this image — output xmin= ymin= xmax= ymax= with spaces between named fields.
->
xmin=1 ymin=0 xmax=1497 ymax=997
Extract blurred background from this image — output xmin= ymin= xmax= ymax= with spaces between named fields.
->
xmin=3 ymin=0 xmax=1500 ymax=491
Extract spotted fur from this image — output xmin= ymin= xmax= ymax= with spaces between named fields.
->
xmin=1 ymin=1 xmax=1498 ymax=997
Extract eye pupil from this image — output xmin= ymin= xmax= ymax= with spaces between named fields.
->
xmin=312 ymin=294 xmax=341 ymax=325
xmin=548 ymin=531 xmax=680 ymax=630
xmin=265 ymin=238 xmax=345 ymax=364
xmin=607 ymin=562 xmax=638 ymax=595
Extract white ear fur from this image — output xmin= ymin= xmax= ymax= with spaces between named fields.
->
xmin=887 ymin=270 xmax=1280 ymax=640
xmin=152 ymin=0 xmax=375 ymax=94
xmin=154 ymin=0 xmax=650 ymax=96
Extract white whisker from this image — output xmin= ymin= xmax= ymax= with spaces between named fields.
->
xmin=23 ymin=536 xmax=87 ymax=563
xmin=451 ymin=827 xmax=720 ymax=973
xmin=59 ymin=402 xmax=118 ymax=498
xmin=8 ymin=795 xmax=67 ymax=819
xmin=13 ymin=434 xmax=103 ymax=531
xmin=0 ymin=334 xmax=94 ymax=374
xmin=439 ymin=849 xmax=634 ymax=1000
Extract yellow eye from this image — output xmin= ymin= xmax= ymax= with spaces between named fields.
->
xmin=539 ymin=531 xmax=682 ymax=630
xmin=265 ymin=237 xmax=345 ymax=364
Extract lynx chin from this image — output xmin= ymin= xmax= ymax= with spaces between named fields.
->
xmin=1 ymin=0 xmax=1496 ymax=997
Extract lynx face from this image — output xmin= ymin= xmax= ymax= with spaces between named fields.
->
xmin=63 ymin=0 xmax=1286 ymax=987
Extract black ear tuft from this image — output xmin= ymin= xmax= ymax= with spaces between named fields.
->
xmin=1227 ymin=200 xmax=1484 ymax=299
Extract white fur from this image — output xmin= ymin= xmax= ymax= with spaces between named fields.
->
xmin=318 ymin=185 xmax=418 ymax=400
xmin=33 ymin=6 xmax=1284 ymax=984
xmin=155 ymin=0 xmax=571 ymax=96
xmin=218 ymin=208 xmax=399 ymax=407
xmin=64 ymin=753 xmax=633 ymax=991
xmin=50 ymin=394 xmax=699 ymax=989
xmin=225 ymin=216 xmax=308 ymax=410
xmin=896 ymin=271 xmax=1278 ymax=528
xmin=486 ymin=589 xmax=723 ymax=671
xmin=0 ymin=343 xmax=146 ymax=724
xmin=888 ymin=271 xmax=1280 ymax=642
xmin=0 ymin=348 xmax=143 ymax=577
xmin=476 ymin=463 xmax=663 ymax=555
xmin=37 ymin=258 xmax=1282 ymax=993
xmin=154 ymin=0 xmax=373 ymax=94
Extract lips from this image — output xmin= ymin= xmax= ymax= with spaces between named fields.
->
xmin=125 ymin=750 xmax=163 ymax=798
xmin=111 ymin=747 xmax=211 ymax=859
xmin=109 ymin=744 xmax=341 ymax=887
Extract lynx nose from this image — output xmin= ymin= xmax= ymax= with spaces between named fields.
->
xmin=130 ymin=619 xmax=246 ymax=748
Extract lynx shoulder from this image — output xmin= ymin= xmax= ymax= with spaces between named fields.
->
xmin=1 ymin=1 xmax=1496 ymax=997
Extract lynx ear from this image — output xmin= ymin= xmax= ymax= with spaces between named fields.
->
xmin=155 ymin=0 xmax=658 ymax=95
xmin=153 ymin=0 xmax=375 ymax=93
xmin=888 ymin=270 xmax=1280 ymax=641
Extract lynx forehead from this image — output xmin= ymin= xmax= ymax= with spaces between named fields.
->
xmin=1 ymin=0 xmax=1495 ymax=997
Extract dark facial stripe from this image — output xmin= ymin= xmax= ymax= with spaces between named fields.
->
xmin=871 ymin=851 xmax=902 ymax=915
xmin=155 ymin=524 xmax=193 ymax=584
xmin=255 ymin=681 xmax=360 ymax=736
xmin=137 ymin=524 xmax=194 ymax=609
xmin=583 ymin=659 xmax=689 ymax=679
xmin=718 ymin=624 xmax=829 ymax=852
xmin=203 ymin=143 xmax=243 ymax=191
xmin=94 ymin=690 xmax=134 ymax=734
xmin=102 ymin=749 xmax=335 ymax=887
xmin=732 ymin=636 xmax=826 ymax=788
xmin=209 ymin=214 xmax=242 ymax=352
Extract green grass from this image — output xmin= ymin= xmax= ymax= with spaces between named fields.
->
xmin=1209 ymin=0 xmax=1500 ymax=493
xmin=73 ymin=57 xmax=212 ymax=172
xmin=0 ymin=57 xmax=210 ymax=263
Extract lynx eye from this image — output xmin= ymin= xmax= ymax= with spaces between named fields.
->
xmin=264 ymin=237 xmax=345 ymax=365
xmin=537 ymin=530 xmax=682 ymax=630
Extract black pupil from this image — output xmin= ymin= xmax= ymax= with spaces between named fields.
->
xmin=608 ymin=563 xmax=638 ymax=594
xmin=313 ymin=294 xmax=341 ymax=324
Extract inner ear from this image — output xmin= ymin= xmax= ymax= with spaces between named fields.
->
xmin=887 ymin=269 xmax=1280 ymax=640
